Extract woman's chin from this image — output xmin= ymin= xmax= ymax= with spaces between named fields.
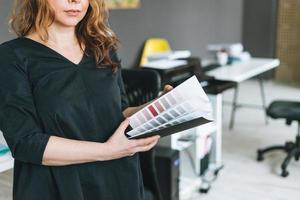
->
xmin=54 ymin=19 xmax=82 ymax=28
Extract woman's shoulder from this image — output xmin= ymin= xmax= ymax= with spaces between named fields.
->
xmin=0 ymin=37 xmax=37 ymax=60
xmin=0 ymin=37 xmax=24 ymax=49
xmin=0 ymin=38 xmax=27 ymax=58
xmin=0 ymin=39 xmax=17 ymax=57
xmin=0 ymin=38 xmax=28 ymax=68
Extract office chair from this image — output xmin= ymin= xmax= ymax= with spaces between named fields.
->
xmin=122 ymin=69 xmax=163 ymax=200
xmin=257 ymin=100 xmax=300 ymax=177
xmin=139 ymin=38 xmax=172 ymax=66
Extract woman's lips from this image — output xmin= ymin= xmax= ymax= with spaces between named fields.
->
xmin=65 ymin=10 xmax=81 ymax=17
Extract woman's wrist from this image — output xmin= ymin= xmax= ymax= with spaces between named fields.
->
xmin=94 ymin=142 xmax=112 ymax=161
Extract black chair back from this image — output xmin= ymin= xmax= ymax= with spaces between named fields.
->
xmin=122 ymin=69 xmax=161 ymax=106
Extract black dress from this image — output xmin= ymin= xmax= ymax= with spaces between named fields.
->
xmin=0 ymin=38 xmax=144 ymax=200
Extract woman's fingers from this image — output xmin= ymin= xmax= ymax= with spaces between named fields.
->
xmin=131 ymin=135 xmax=160 ymax=147
xmin=159 ymin=84 xmax=173 ymax=97
xmin=109 ymin=119 xmax=161 ymax=158
xmin=163 ymin=84 xmax=173 ymax=93
xmin=133 ymin=139 xmax=159 ymax=153
xmin=117 ymin=118 xmax=130 ymax=133
xmin=128 ymin=135 xmax=160 ymax=153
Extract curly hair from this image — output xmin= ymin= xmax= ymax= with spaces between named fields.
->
xmin=9 ymin=0 xmax=120 ymax=70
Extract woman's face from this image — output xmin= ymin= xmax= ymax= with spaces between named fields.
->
xmin=48 ymin=0 xmax=90 ymax=27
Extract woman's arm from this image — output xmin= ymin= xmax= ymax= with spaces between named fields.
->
xmin=42 ymin=136 xmax=108 ymax=166
xmin=42 ymin=119 xmax=160 ymax=166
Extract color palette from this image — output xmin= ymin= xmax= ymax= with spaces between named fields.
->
xmin=127 ymin=76 xmax=213 ymax=137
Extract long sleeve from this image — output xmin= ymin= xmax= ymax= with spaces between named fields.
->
xmin=0 ymin=43 xmax=50 ymax=165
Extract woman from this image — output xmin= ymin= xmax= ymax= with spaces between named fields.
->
xmin=0 ymin=0 xmax=172 ymax=199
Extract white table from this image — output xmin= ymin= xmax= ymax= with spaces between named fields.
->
xmin=207 ymin=58 xmax=280 ymax=128
xmin=206 ymin=58 xmax=280 ymax=82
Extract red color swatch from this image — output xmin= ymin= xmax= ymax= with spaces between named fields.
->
xmin=148 ymin=105 xmax=158 ymax=117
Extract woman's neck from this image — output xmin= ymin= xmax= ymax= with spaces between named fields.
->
xmin=47 ymin=24 xmax=78 ymax=48
xmin=25 ymin=23 xmax=85 ymax=65
xmin=26 ymin=24 xmax=79 ymax=49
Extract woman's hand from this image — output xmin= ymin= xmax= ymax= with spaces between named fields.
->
xmin=104 ymin=119 xmax=160 ymax=160
xmin=122 ymin=84 xmax=174 ymax=118
xmin=159 ymin=84 xmax=173 ymax=97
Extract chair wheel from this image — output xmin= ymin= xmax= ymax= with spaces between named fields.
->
xmin=199 ymin=182 xmax=211 ymax=194
xmin=281 ymin=170 xmax=289 ymax=177
xmin=257 ymin=150 xmax=264 ymax=161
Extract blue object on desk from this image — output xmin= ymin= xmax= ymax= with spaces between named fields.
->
xmin=0 ymin=143 xmax=10 ymax=156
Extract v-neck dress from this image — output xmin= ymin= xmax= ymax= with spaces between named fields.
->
xmin=0 ymin=38 xmax=144 ymax=200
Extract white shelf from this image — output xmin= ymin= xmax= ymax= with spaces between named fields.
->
xmin=0 ymin=154 xmax=14 ymax=173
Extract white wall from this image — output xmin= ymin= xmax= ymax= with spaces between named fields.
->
xmin=0 ymin=0 xmax=15 ymax=42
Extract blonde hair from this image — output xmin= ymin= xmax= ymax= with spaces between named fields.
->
xmin=9 ymin=0 xmax=119 ymax=70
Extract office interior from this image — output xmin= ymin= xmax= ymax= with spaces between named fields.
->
xmin=0 ymin=0 xmax=299 ymax=200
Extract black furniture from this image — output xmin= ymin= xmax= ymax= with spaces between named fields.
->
xmin=257 ymin=101 xmax=300 ymax=177
xmin=142 ymin=57 xmax=196 ymax=88
xmin=142 ymin=57 xmax=237 ymax=95
xmin=155 ymin=147 xmax=180 ymax=200
xmin=122 ymin=69 xmax=163 ymax=200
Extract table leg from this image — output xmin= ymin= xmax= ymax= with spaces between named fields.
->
xmin=258 ymin=76 xmax=268 ymax=125
xmin=213 ymin=94 xmax=223 ymax=165
xmin=229 ymin=85 xmax=239 ymax=129
xmin=208 ymin=94 xmax=223 ymax=166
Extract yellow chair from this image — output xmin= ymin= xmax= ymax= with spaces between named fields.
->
xmin=139 ymin=38 xmax=172 ymax=66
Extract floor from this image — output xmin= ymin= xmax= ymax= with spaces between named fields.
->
xmin=0 ymin=170 xmax=12 ymax=200
xmin=1 ymin=79 xmax=300 ymax=200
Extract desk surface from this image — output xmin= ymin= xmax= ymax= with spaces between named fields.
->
xmin=206 ymin=58 xmax=280 ymax=82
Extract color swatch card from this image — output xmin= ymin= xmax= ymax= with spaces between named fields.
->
xmin=126 ymin=76 xmax=213 ymax=139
